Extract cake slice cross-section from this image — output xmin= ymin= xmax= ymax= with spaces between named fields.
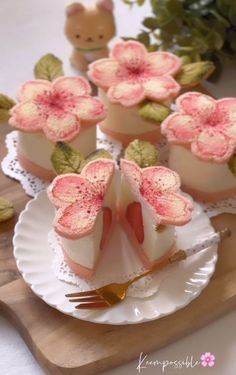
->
xmin=48 ymin=158 xmax=116 ymax=279
xmin=119 ymin=160 xmax=193 ymax=269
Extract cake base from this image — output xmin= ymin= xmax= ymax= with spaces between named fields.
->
xmin=182 ymin=184 xmax=236 ymax=203
xmin=17 ymin=150 xmax=56 ymax=181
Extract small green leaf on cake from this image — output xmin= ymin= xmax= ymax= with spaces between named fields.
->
xmin=34 ymin=54 xmax=64 ymax=81
xmin=0 ymin=197 xmax=14 ymax=223
xmin=51 ymin=142 xmax=84 ymax=175
xmin=139 ymin=102 xmax=171 ymax=123
xmin=124 ymin=139 xmax=159 ymax=168
xmin=228 ymin=154 xmax=236 ymax=177
xmin=81 ymin=149 xmax=113 ymax=169
xmin=0 ymin=94 xmax=16 ymax=124
xmin=175 ymin=61 xmax=215 ymax=87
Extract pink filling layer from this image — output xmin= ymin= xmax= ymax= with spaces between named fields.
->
xmin=17 ymin=150 xmax=56 ymax=181
xmin=182 ymin=184 xmax=236 ymax=203
xmin=99 ymin=122 xmax=162 ymax=146
xmin=119 ymin=208 xmax=176 ymax=269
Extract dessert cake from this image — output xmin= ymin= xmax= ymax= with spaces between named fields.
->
xmin=9 ymin=76 xmax=106 ymax=181
xmin=88 ymin=40 xmax=182 ymax=145
xmin=162 ymin=92 xmax=236 ymax=202
xmin=119 ymin=159 xmax=193 ymax=268
xmin=48 ymin=159 xmax=116 ymax=279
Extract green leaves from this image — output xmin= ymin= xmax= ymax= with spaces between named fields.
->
xmin=228 ymin=154 xmax=236 ymax=177
xmin=34 ymin=54 xmax=64 ymax=81
xmin=51 ymin=142 xmax=112 ymax=175
xmin=175 ymin=61 xmax=215 ymax=87
xmin=124 ymin=139 xmax=159 ymax=168
xmin=0 ymin=198 xmax=14 ymax=223
xmin=122 ymin=0 xmax=236 ymax=81
xmin=139 ymin=101 xmax=171 ymax=123
xmin=0 ymin=94 xmax=16 ymax=124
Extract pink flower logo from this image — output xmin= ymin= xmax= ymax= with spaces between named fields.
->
xmin=88 ymin=41 xmax=182 ymax=107
xmin=200 ymin=352 xmax=215 ymax=367
xmin=162 ymin=92 xmax=236 ymax=163
xmin=9 ymin=77 xmax=106 ymax=142
xmin=121 ymin=159 xmax=193 ymax=225
xmin=47 ymin=159 xmax=115 ymax=239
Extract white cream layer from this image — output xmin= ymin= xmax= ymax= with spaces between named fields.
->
xmin=17 ymin=125 xmax=96 ymax=170
xmin=169 ymin=145 xmax=236 ymax=193
xmin=60 ymin=173 xmax=117 ymax=270
xmin=99 ymin=89 xmax=168 ymax=135
xmin=120 ymin=175 xmax=175 ymax=262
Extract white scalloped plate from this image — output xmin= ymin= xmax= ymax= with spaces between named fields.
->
xmin=13 ymin=191 xmax=217 ymax=325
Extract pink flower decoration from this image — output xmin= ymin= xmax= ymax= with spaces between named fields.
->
xmin=48 ymin=159 xmax=115 ymax=239
xmin=162 ymin=92 xmax=236 ymax=163
xmin=200 ymin=352 xmax=215 ymax=367
xmin=121 ymin=159 xmax=193 ymax=225
xmin=9 ymin=77 xmax=107 ymax=142
xmin=88 ymin=41 xmax=182 ymax=107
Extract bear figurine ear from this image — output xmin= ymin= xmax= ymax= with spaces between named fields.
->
xmin=66 ymin=2 xmax=85 ymax=17
xmin=96 ymin=0 xmax=114 ymax=12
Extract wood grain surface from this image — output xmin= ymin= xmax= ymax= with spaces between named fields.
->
xmin=0 ymin=123 xmax=236 ymax=375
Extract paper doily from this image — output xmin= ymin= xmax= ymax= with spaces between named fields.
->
xmin=48 ymin=229 xmax=172 ymax=299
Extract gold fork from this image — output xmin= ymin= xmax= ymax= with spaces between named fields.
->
xmin=66 ymin=228 xmax=230 ymax=310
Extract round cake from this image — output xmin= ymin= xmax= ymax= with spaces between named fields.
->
xmin=9 ymin=76 xmax=107 ymax=181
xmin=162 ymin=92 xmax=236 ymax=202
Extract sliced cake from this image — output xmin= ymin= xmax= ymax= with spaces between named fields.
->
xmin=47 ymin=159 xmax=116 ymax=279
xmin=119 ymin=159 xmax=193 ymax=268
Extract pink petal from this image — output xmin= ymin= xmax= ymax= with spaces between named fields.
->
xmin=73 ymin=96 xmax=106 ymax=122
xmin=200 ymin=355 xmax=207 ymax=361
xmin=191 ymin=128 xmax=236 ymax=162
xmin=147 ymin=52 xmax=182 ymax=76
xmin=55 ymin=199 xmax=102 ymax=239
xmin=111 ymin=41 xmax=147 ymax=67
xmin=216 ymin=98 xmax=236 ymax=140
xmin=120 ymin=159 xmax=142 ymax=194
xmin=17 ymin=80 xmax=52 ymax=102
xmin=81 ymin=159 xmax=115 ymax=196
xmin=209 ymin=354 xmax=215 ymax=361
xmin=141 ymin=166 xmax=181 ymax=194
xmin=108 ymin=82 xmax=145 ymax=106
xmin=201 ymin=361 xmax=208 ymax=367
xmin=143 ymin=76 xmax=180 ymax=102
xmin=48 ymin=174 xmax=97 ymax=208
xmin=88 ymin=58 xmax=120 ymax=88
xmin=43 ymin=112 xmax=80 ymax=142
xmin=161 ymin=113 xmax=200 ymax=143
xmin=142 ymin=191 xmax=193 ymax=225
xmin=9 ymin=101 xmax=44 ymax=132
xmin=208 ymin=361 xmax=215 ymax=367
xmin=176 ymin=92 xmax=216 ymax=120
xmin=53 ymin=76 xmax=91 ymax=96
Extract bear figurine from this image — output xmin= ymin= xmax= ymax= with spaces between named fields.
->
xmin=65 ymin=0 xmax=116 ymax=72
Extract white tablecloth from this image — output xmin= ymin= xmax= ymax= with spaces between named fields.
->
xmin=0 ymin=1 xmax=236 ymax=374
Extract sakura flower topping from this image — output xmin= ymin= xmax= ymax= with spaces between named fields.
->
xmin=48 ymin=159 xmax=115 ymax=239
xmin=162 ymin=92 xmax=236 ymax=163
xmin=121 ymin=159 xmax=193 ymax=226
xmin=88 ymin=40 xmax=182 ymax=107
xmin=9 ymin=77 xmax=106 ymax=142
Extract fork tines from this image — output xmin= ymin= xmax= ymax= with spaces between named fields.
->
xmin=66 ymin=290 xmax=110 ymax=309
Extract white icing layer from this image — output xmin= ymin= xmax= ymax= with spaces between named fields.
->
xmin=120 ymin=175 xmax=175 ymax=262
xmin=99 ymin=88 xmax=165 ymax=135
xmin=17 ymin=125 xmax=96 ymax=170
xmin=169 ymin=145 xmax=236 ymax=193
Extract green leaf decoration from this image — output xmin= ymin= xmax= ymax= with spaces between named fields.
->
xmin=139 ymin=101 xmax=171 ymax=123
xmin=0 ymin=198 xmax=14 ymax=223
xmin=0 ymin=94 xmax=16 ymax=124
xmin=143 ymin=17 xmax=160 ymax=30
xmin=228 ymin=154 xmax=236 ymax=177
xmin=175 ymin=61 xmax=215 ymax=87
xmin=124 ymin=139 xmax=159 ymax=168
xmin=34 ymin=54 xmax=64 ymax=81
xmin=51 ymin=142 xmax=84 ymax=175
xmin=81 ymin=149 xmax=113 ymax=169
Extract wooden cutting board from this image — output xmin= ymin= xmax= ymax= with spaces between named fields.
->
xmin=0 ymin=124 xmax=236 ymax=375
